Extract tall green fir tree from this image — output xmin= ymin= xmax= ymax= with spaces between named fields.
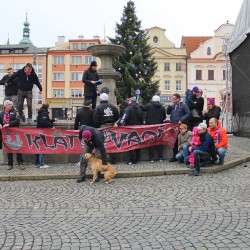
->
xmin=109 ymin=0 xmax=159 ymax=105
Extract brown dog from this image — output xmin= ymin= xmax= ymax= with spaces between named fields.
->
xmin=84 ymin=153 xmax=117 ymax=184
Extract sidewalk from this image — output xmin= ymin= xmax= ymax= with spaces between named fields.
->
xmin=0 ymin=135 xmax=250 ymax=181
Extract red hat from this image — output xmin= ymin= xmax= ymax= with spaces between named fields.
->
xmin=82 ymin=130 xmax=92 ymax=140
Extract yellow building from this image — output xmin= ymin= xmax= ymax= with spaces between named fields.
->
xmin=47 ymin=36 xmax=101 ymax=119
xmin=146 ymin=26 xmax=187 ymax=104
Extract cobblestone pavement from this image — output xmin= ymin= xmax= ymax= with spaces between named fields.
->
xmin=0 ymin=165 xmax=249 ymax=250
xmin=0 ymin=135 xmax=250 ymax=176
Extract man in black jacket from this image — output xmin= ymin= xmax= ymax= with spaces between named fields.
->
xmin=77 ymin=125 xmax=108 ymax=183
xmin=0 ymin=68 xmax=19 ymax=109
xmin=74 ymin=100 xmax=94 ymax=130
xmin=0 ymin=100 xmax=24 ymax=170
xmin=82 ymin=61 xmax=102 ymax=109
xmin=7 ymin=63 xmax=42 ymax=122
xmin=140 ymin=95 xmax=166 ymax=162
xmin=115 ymin=96 xmax=143 ymax=165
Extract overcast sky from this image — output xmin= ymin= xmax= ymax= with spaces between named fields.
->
xmin=0 ymin=0 xmax=244 ymax=48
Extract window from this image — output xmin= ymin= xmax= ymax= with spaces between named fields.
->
xmin=53 ymin=73 xmax=64 ymax=81
xmin=53 ymin=89 xmax=64 ymax=98
xmin=10 ymin=63 xmax=26 ymax=71
xmin=176 ymin=62 xmax=181 ymax=71
xmin=85 ymin=56 xmax=96 ymax=64
xmin=72 ymin=56 xmax=82 ymax=65
xmin=164 ymin=63 xmax=170 ymax=71
xmin=81 ymin=43 xmax=87 ymax=49
xmin=14 ymin=49 xmax=23 ymax=53
xmin=208 ymin=70 xmax=214 ymax=80
xmin=71 ymin=72 xmax=82 ymax=81
xmin=164 ymin=81 xmax=170 ymax=91
xmin=0 ymin=64 xmax=4 ymax=73
xmin=73 ymin=43 xmax=79 ymax=49
xmin=1 ymin=50 xmax=10 ymax=54
xmin=176 ymin=80 xmax=182 ymax=91
xmin=153 ymin=36 xmax=158 ymax=43
xmin=71 ymin=89 xmax=82 ymax=97
xmin=196 ymin=70 xmax=202 ymax=80
xmin=54 ymin=56 xmax=64 ymax=65
xmin=207 ymin=47 xmax=211 ymax=55
xmin=223 ymin=70 xmax=226 ymax=80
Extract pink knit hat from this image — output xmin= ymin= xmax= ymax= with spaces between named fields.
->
xmin=82 ymin=130 xmax=92 ymax=140
xmin=207 ymin=98 xmax=215 ymax=105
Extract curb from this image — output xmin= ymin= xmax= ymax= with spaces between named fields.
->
xmin=0 ymin=155 xmax=249 ymax=181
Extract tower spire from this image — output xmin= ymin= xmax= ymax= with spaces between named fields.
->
xmin=19 ymin=13 xmax=32 ymax=44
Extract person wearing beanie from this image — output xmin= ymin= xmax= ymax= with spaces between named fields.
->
xmin=203 ymin=98 xmax=221 ymax=126
xmin=140 ymin=95 xmax=166 ymax=162
xmin=7 ymin=63 xmax=43 ymax=123
xmin=35 ymin=104 xmax=56 ymax=169
xmin=0 ymin=100 xmax=24 ymax=171
xmin=115 ymin=96 xmax=143 ymax=165
xmin=82 ymin=60 xmax=102 ymax=109
xmin=77 ymin=125 xmax=108 ymax=183
xmin=93 ymin=93 xmax=119 ymax=164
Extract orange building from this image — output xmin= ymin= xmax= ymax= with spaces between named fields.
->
xmin=0 ymin=15 xmax=47 ymax=116
xmin=47 ymin=36 xmax=101 ymax=119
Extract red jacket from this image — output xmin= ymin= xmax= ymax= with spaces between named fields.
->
xmin=208 ymin=120 xmax=228 ymax=149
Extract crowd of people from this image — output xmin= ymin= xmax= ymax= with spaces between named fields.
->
xmin=0 ymin=61 xmax=228 ymax=180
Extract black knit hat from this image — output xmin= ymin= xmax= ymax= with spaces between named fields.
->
xmin=83 ymin=100 xmax=92 ymax=106
xmin=90 ymin=61 xmax=97 ymax=67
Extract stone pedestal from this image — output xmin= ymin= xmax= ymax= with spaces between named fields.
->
xmin=87 ymin=44 xmax=125 ymax=105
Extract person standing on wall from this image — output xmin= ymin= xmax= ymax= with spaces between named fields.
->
xmin=82 ymin=61 xmax=102 ymax=109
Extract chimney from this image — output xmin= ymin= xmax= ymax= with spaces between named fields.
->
xmin=78 ymin=35 xmax=84 ymax=40
xmin=56 ymin=35 xmax=65 ymax=46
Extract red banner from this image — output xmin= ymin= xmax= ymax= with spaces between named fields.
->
xmin=2 ymin=123 xmax=179 ymax=154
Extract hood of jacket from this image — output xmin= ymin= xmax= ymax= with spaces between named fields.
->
xmin=151 ymin=101 xmax=162 ymax=108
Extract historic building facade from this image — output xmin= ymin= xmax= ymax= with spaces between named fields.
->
xmin=181 ymin=22 xmax=234 ymax=108
xmin=146 ymin=26 xmax=187 ymax=105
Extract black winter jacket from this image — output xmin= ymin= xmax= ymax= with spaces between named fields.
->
xmin=82 ymin=67 xmax=99 ymax=97
xmin=204 ymin=105 xmax=221 ymax=126
xmin=79 ymin=125 xmax=107 ymax=165
xmin=140 ymin=101 xmax=166 ymax=125
xmin=117 ymin=102 xmax=143 ymax=126
xmin=0 ymin=74 xmax=19 ymax=96
xmin=36 ymin=108 xmax=55 ymax=128
xmin=8 ymin=66 xmax=42 ymax=92
xmin=93 ymin=101 xmax=120 ymax=128
xmin=74 ymin=107 xmax=94 ymax=130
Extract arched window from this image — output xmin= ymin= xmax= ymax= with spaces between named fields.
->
xmin=207 ymin=47 xmax=211 ymax=55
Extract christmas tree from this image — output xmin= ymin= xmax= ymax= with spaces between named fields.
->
xmin=109 ymin=0 xmax=159 ymax=105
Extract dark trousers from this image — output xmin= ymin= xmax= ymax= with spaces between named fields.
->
xmin=172 ymin=137 xmax=179 ymax=157
xmin=129 ymin=149 xmax=140 ymax=163
xmin=8 ymin=153 xmax=23 ymax=166
xmin=148 ymin=145 xmax=163 ymax=160
xmin=85 ymin=96 xmax=97 ymax=109
xmin=18 ymin=90 xmax=33 ymax=119
xmin=193 ymin=150 xmax=211 ymax=172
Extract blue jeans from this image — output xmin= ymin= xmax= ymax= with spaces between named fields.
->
xmin=176 ymin=145 xmax=189 ymax=163
xmin=217 ymin=147 xmax=226 ymax=164
xmin=193 ymin=150 xmax=211 ymax=172
xmin=35 ymin=154 xmax=45 ymax=166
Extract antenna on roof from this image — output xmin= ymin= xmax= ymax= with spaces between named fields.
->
xmin=104 ymin=23 xmax=107 ymax=42
xmin=7 ymin=33 xmax=10 ymax=45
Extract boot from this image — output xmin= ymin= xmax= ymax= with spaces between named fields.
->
xmin=7 ymin=165 xmax=13 ymax=170
xmin=76 ymin=176 xmax=86 ymax=183
xmin=19 ymin=163 xmax=25 ymax=171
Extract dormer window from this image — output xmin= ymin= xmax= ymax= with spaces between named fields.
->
xmin=14 ymin=49 xmax=23 ymax=53
xmin=207 ymin=47 xmax=211 ymax=55
xmin=153 ymin=36 xmax=158 ymax=43
xmin=1 ymin=49 xmax=10 ymax=54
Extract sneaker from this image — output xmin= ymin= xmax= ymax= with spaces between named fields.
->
xmin=7 ymin=165 xmax=13 ymax=170
xmin=158 ymin=158 xmax=164 ymax=162
xmin=127 ymin=161 xmax=136 ymax=165
xmin=189 ymin=170 xmax=201 ymax=176
xmin=149 ymin=159 xmax=155 ymax=163
xmin=169 ymin=157 xmax=178 ymax=162
xmin=76 ymin=162 xmax=81 ymax=167
xmin=19 ymin=163 xmax=25 ymax=171
xmin=35 ymin=165 xmax=40 ymax=168
xmin=40 ymin=165 xmax=50 ymax=169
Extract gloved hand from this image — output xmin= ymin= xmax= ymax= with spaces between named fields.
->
xmin=95 ymin=79 xmax=102 ymax=85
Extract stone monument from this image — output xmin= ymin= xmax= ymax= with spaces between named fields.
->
xmin=87 ymin=44 xmax=125 ymax=105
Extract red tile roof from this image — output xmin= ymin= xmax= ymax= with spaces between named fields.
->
xmin=181 ymin=36 xmax=212 ymax=55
